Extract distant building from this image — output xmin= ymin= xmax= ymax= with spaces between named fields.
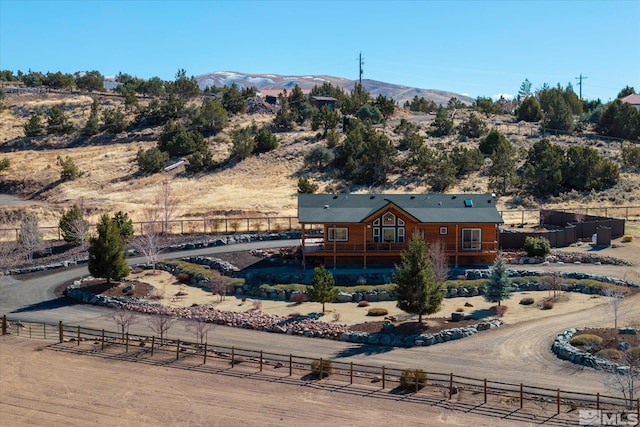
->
xmin=310 ymin=96 xmax=337 ymax=111
xmin=620 ymin=93 xmax=640 ymax=110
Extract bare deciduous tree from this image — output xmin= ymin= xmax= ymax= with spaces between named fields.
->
xmin=131 ymin=207 xmax=165 ymax=271
xmin=186 ymin=318 xmax=215 ymax=346
xmin=601 ymin=288 xmax=630 ymax=329
xmin=159 ymin=180 xmax=179 ymax=235
xmin=110 ymin=307 xmax=138 ymax=341
xmin=18 ymin=213 xmax=43 ymax=262
xmin=544 ymin=272 xmax=564 ymax=299
xmin=0 ymin=241 xmax=21 ymax=284
xmin=606 ymin=351 xmax=640 ymax=409
xmin=147 ymin=307 xmax=175 ymax=345
xmin=428 ymin=239 xmax=449 ymax=285
xmin=206 ymin=273 xmax=234 ymax=301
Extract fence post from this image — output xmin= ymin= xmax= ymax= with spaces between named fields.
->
xmin=16 ymin=320 xmax=19 ymax=336
xmin=449 ymin=373 xmax=454 ymax=398
xmin=176 ymin=339 xmax=180 ymax=360
xmin=101 ymin=329 xmax=105 ymax=350
xmin=151 ymin=336 xmax=155 ymax=357
xmin=350 ymin=362 xmax=353 ymax=385
xmin=289 ymin=354 xmax=292 ymax=376
xmin=557 ymin=389 xmax=560 ymax=414
xmin=484 ymin=379 xmax=487 ymax=404
xmin=260 ymin=350 xmax=263 ymax=372
xmin=597 ymin=392 xmax=600 ymax=410
xmin=59 ymin=321 xmax=63 ymax=342
xmin=29 ymin=324 xmax=32 ymax=338
xmin=319 ymin=358 xmax=324 ymax=379
xmin=382 ymin=366 xmax=385 ymax=390
xmin=1 ymin=315 xmax=5 ymax=335
xmin=77 ymin=325 xmax=80 ymax=346
xmin=520 ymin=383 xmax=524 ymax=409
xmin=203 ymin=343 xmax=207 ymax=365
xmin=125 ymin=333 xmax=129 ymax=353
xmin=231 ymin=347 xmax=235 ymax=368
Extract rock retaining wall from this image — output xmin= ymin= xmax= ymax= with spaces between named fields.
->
xmin=551 ymin=329 xmax=631 ymax=372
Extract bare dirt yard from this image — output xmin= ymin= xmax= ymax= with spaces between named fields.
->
xmin=0 ymin=335 xmax=587 ymax=427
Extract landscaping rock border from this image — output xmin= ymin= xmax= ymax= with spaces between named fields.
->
xmin=551 ymin=328 xmax=632 ymax=372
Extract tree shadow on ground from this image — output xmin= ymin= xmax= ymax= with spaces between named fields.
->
xmin=333 ymin=343 xmax=395 ymax=358
xmin=468 ymin=308 xmax=495 ymax=320
xmin=11 ymin=296 xmax=79 ymax=313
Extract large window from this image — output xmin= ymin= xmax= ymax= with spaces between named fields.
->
xmin=327 ymin=227 xmax=348 ymax=241
xmin=372 ymin=211 xmax=405 ymax=243
xmin=462 ymin=228 xmax=481 ymax=250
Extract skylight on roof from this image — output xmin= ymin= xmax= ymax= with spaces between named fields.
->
xmin=464 ymin=199 xmax=473 ymax=207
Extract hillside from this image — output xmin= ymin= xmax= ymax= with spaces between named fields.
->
xmin=0 ymin=89 xmax=639 ymax=233
xmin=195 ymin=71 xmax=474 ymax=106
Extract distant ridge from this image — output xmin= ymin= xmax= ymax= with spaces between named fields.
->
xmin=195 ymin=71 xmax=473 ymax=106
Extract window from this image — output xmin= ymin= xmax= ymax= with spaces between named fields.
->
xmin=462 ymin=228 xmax=481 ymax=250
xmin=382 ymin=228 xmax=395 ymax=243
xmin=327 ymin=227 xmax=348 ymax=241
xmin=440 ymin=226 xmax=448 ymax=235
xmin=397 ymin=227 xmax=405 ymax=243
xmin=383 ymin=212 xmax=395 ymax=225
xmin=373 ymin=228 xmax=380 ymax=243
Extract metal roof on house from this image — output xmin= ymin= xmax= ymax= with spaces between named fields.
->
xmin=621 ymin=94 xmax=640 ymax=105
xmin=298 ymin=193 xmax=504 ymax=224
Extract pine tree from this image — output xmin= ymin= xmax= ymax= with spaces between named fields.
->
xmin=306 ymin=266 xmax=338 ymax=312
xmin=83 ymin=99 xmax=100 ymax=136
xmin=88 ymin=214 xmax=130 ymax=285
xmin=393 ymin=233 xmax=443 ymax=324
xmin=484 ymin=255 xmax=512 ymax=306
xmin=24 ymin=114 xmax=45 ymax=137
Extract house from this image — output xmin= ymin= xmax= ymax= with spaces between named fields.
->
xmin=620 ymin=93 xmax=640 ymax=111
xmin=298 ymin=193 xmax=503 ymax=268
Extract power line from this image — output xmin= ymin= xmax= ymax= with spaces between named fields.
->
xmin=575 ymin=74 xmax=588 ymax=99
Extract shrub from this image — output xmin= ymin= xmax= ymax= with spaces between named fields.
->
xmin=357 ymin=300 xmax=370 ymax=307
xmin=519 ymin=297 xmax=535 ymax=305
xmin=293 ymin=292 xmax=306 ymax=304
xmin=310 ymin=359 xmax=333 ymax=378
xmin=523 ymin=236 xmax=551 ymax=257
xmin=137 ymin=147 xmax=168 ymax=174
xmin=595 ymin=349 xmax=623 ymax=360
xmin=176 ymin=273 xmax=190 ymax=283
xmin=570 ymin=334 xmax=603 ymax=346
xmin=56 ymin=155 xmax=82 ymax=182
xmin=627 ymin=347 xmax=640 ymax=364
xmin=621 ymin=235 xmax=634 ymax=243
xmin=400 ymin=368 xmax=427 ymax=390
xmin=542 ymin=300 xmax=554 ymax=310
xmin=455 ymin=307 xmax=464 ymax=312
xmin=367 ymin=307 xmax=388 ymax=316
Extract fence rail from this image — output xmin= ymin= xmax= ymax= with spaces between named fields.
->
xmin=2 ymin=315 xmax=638 ymax=416
xmin=1 ymin=206 xmax=639 ymax=243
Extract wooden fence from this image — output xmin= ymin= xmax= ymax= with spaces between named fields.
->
xmin=1 ymin=206 xmax=639 ymax=243
xmin=2 ymin=315 xmax=638 ymax=417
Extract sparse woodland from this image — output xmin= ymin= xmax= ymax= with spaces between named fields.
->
xmin=0 ymin=69 xmax=639 ymax=232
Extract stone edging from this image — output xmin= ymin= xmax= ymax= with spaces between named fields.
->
xmin=551 ymin=328 xmax=633 ymax=372
xmin=64 ymin=278 xmax=502 ymax=348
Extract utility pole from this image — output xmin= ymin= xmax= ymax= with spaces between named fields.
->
xmin=575 ymin=74 xmax=588 ymax=99
xmin=358 ymin=52 xmax=364 ymax=91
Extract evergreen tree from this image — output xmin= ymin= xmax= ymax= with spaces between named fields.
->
xmin=88 ymin=214 xmax=130 ymax=285
xmin=488 ymin=139 xmax=517 ymax=195
xmin=102 ymin=106 xmax=127 ymax=133
xmin=23 ymin=114 xmax=45 ymax=137
xmin=517 ymin=96 xmax=543 ymax=122
xmin=0 ymin=158 xmax=9 ymax=172
xmin=253 ymin=128 xmax=278 ymax=154
xmin=47 ymin=106 xmax=75 ymax=134
xmin=617 ymin=86 xmax=635 ymax=99
xmin=522 ymin=138 xmax=564 ymax=197
xmin=56 ymin=155 xmax=82 ymax=181
xmin=82 ymin=99 xmax=100 ymax=136
xmin=192 ymin=99 xmax=228 ymax=135
xmin=484 ymin=255 xmax=511 ymax=306
xmin=137 ymin=147 xmax=168 ymax=174
xmin=459 ymin=112 xmax=488 ymax=138
xmin=222 ymin=83 xmax=246 ymax=114
xmin=393 ymin=233 xmax=443 ymax=324
xmin=479 ymin=128 xmax=508 ymax=155
xmin=429 ymin=107 xmax=454 ymax=137
xmin=75 ymin=70 xmax=104 ymax=92
xmin=112 ymin=211 xmax=134 ymax=241
xmin=306 ymin=266 xmax=338 ymax=312
xmin=449 ymin=145 xmax=483 ymax=177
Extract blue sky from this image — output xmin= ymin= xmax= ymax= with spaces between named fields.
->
xmin=1 ymin=0 xmax=638 ymax=102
